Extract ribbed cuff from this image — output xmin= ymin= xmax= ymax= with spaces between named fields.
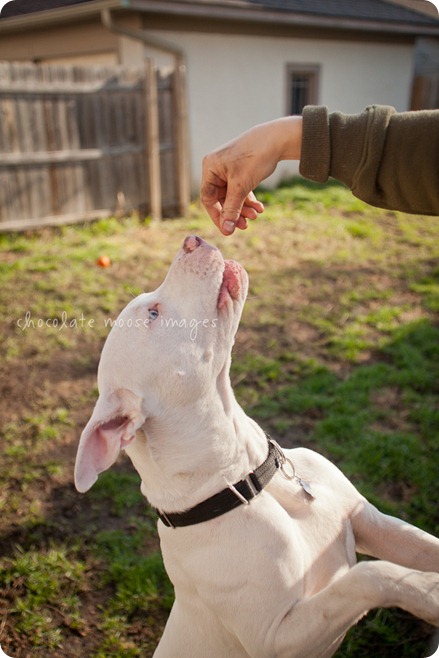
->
xmin=299 ymin=105 xmax=330 ymax=183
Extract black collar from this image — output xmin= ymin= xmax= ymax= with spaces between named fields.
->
xmin=155 ymin=439 xmax=281 ymax=528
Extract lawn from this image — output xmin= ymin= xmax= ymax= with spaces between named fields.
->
xmin=0 ymin=179 xmax=438 ymax=658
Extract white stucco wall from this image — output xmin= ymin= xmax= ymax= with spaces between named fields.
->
xmin=143 ymin=31 xmax=414 ymax=193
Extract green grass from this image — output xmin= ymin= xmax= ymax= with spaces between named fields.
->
xmin=1 ymin=179 xmax=438 ymax=657
xmin=91 ymin=528 xmax=174 ymax=658
xmin=240 ymin=318 xmax=439 ymax=527
xmin=1 ymin=547 xmax=86 ymax=649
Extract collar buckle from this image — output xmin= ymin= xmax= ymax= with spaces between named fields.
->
xmin=227 ymin=472 xmax=260 ymax=505
xmin=159 ymin=510 xmax=176 ymax=529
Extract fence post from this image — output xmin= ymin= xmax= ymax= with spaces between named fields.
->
xmin=174 ymin=57 xmax=190 ymax=217
xmin=144 ymin=58 xmax=162 ymax=221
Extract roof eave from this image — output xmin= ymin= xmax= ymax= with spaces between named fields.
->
xmin=0 ymin=0 xmax=122 ymax=32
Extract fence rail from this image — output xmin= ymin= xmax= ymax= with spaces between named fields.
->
xmin=0 ymin=60 xmax=188 ymax=231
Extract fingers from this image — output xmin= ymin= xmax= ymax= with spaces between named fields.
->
xmin=202 ymin=187 xmax=264 ymax=236
xmin=221 ymin=192 xmax=264 ymax=235
xmin=244 ymin=191 xmax=264 ymax=215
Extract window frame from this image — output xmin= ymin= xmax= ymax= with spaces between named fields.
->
xmin=286 ymin=64 xmax=320 ymax=115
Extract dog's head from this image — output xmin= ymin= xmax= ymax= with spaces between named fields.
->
xmin=74 ymin=236 xmax=248 ymax=493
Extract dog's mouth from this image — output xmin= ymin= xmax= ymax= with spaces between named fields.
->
xmin=217 ymin=259 xmax=244 ymax=309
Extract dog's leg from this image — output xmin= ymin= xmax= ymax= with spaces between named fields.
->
xmin=269 ymin=560 xmax=439 ymax=658
xmin=352 ymin=501 xmax=439 ymax=571
xmin=154 ymin=598 xmax=246 ymax=658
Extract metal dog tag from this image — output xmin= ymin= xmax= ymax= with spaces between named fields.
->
xmin=296 ymin=477 xmax=314 ymax=499
xmin=268 ymin=437 xmax=315 ymax=499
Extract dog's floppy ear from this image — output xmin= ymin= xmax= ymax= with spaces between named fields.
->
xmin=75 ymin=388 xmax=145 ymax=493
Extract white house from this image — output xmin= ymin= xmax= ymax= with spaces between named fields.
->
xmin=1 ymin=0 xmax=439 ymax=194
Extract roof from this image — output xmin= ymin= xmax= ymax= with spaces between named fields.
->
xmin=1 ymin=0 xmax=439 ymax=36
xmin=245 ymin=0 xmax=439 ymax=25
xmin=386 ymin=0 xmax=439 ymax=17
xmin=1 ymin=0 xmax=93 ymax=18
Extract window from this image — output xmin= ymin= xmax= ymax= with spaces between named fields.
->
xmin=286 ymin=65 xmax=319 ymax=115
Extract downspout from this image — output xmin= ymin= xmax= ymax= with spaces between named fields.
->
xmin=101 ymin=8 xmax=186 ymax=61
xmin=101 ymin=8 xmax=190 ymax=218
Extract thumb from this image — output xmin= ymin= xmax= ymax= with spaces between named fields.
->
xmin=220 ymin=186 xmax=248 ymax=234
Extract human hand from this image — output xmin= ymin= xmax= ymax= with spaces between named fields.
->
xmin=201 ymin=116 xmax=302 ymax=235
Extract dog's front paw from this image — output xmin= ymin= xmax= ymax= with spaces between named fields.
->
xmin=403 ymin=571 xmax=439 ymax=627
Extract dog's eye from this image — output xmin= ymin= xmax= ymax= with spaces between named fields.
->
xmin=148 ymin=307 xmax=159 ymax=321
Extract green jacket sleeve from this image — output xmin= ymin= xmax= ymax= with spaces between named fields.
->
xmin=299 ymin=105 xmax=439 ymax=216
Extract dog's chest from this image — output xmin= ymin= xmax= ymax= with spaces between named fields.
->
xmin=160 ymin=480 xmax=356 ymax=601
xmin=266 ymin=475 xmax=357 ymax=589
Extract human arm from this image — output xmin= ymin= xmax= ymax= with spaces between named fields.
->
xmin=201 ymin=105 xmax=439 ymax=235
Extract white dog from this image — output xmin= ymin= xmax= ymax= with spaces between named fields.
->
xmin=75 ymin=235 xmax=439 ymax=658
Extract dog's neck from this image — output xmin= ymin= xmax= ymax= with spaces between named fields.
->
xmin=125 ymin=364 xmax=268 ymax=513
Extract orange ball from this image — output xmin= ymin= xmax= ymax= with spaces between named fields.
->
xmin=97 ymin=255 xmax=111 ymax=268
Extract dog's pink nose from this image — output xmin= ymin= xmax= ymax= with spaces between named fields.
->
xmin=183 ymin=235 xmax=202 ymax=253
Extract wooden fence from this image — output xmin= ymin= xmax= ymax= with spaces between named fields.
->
xmin=411 ymin=73 xmax=439 ymax=110
xmin=0 ymin=61 xmax=189 ymax=231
